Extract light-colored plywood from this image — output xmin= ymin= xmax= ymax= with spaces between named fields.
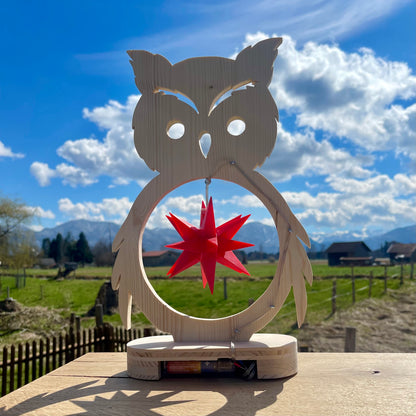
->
xmin=126 ymin=334 xmax=298 ymax=380
xmin=1 ymin=353 xmax=415 ymax=416
xmin=111 ymin=38 xmax=313 ymax=345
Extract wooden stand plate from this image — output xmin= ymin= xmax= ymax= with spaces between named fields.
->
xmin=127 ymin=333 xmax=297 ymax=380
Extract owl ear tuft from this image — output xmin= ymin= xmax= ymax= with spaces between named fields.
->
xmin=236 ymin=37 xmax=282 ymax=86
xmin=127 ymin=50 xmax=172 ymax=93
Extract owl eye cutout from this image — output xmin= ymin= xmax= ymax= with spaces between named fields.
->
xmin=227 ymin=119 xmax=246 ymax=136
xmin=167 ymin=122 xmax=185 ymax=139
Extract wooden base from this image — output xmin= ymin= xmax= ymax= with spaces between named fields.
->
xmin=127 ymin=333 xmax=297 ymax=380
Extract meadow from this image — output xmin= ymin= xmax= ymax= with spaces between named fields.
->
xmin=0 ymin=261 xmax=412 ymax=344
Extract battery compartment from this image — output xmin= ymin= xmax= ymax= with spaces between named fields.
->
xmin=163 ymin=359 xmax=257 ymax=380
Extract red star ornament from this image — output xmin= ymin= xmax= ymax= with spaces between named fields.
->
xmin=165 ymin=197 xmax=254 ymax=294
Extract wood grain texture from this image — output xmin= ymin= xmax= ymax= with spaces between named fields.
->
xmin=112 ymin=37 xmax=313 ymax=342
xmin=126 ymin=334 xmax=298 ymax=380
xmin=1 ymin=353 xmax=415 ymax=416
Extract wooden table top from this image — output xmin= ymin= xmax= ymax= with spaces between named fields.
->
xmin=0 ymin=352 xmax=414 ymax=415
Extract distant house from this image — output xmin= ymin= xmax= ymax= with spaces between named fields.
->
xmin=142 ymin=250 xmax=180 ymax=267
xmin=387 ymin=243 xmax=416 ymax=264
xmin=38 ymin=258 xmax=57 ymax=269
xmin=326 ymin=242 xmax=372 ymax=266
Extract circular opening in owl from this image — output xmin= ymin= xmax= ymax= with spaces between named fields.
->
xmin=227 ymin=119 xmax=246 ymax=136
xmin=167 ymin=122 xmax=185 ymax=139
xmin=143 ymin=180 xmax=276 ymax=319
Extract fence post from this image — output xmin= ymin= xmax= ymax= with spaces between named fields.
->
xmin=369 ymin=271 xmax=373 ymax=298
xmin=70 ymin=313 xmax=75 ymax=330
xmin=411 ymin=262 xmax=414 ymax=280
xmin=2 ymin=346 xmax=7 ymax=397
xmin=17 ymin=344 xmax=23 ymax=389
xmin=144 ymin=327 xmax=153 ymax=337
xmin=384 ymin=266 xmax=388 ymax=294
xmin=331 ymin=279 xmax=337 ymax=314
xmin=45 ymin=338 xmax=50 ymax=374
xmin=31 ymin=340 xmax=37 ymax=382
xmin=95 ymin=304 xmax=104 ymax=327
xmin=52 ymin=337 xmax=57 ymax=370
xmin=24 ymin=343 xmax=30 ymax=384
xmin=351 ymin=273 xmax=356 ymax=304
xmin=223 ymin=277 xmax=228 ymax=300
xmin=9 ymin=345 xmax=15 ymax=394
xmin=58 ymin=335 xmax=63 ymax=367
xmin=345 ymin=327 xmax=356 ymax=352
xmin=400 ymin=264 xmax=404 ymax=285
xmin=75 ymin=316 xmax=81 ymax=333
xmin=39 ymin=339 xmax=44 ymax=377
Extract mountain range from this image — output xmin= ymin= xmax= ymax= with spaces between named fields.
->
xmin=34 ymin=219 xmax=416 ymax=254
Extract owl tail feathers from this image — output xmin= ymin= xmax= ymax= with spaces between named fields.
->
xmin=111 ymin=216 xmax=139 ymax=329
xmin=111 ymin=244 xmax=135 ymax=329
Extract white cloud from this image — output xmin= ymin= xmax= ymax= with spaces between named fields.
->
xmin=281 ymin=173 xmax=416 ymax=231
xmin=31 ymin=95 xmax=155 ymax=187
xmin=58 ymin=197 xmax=132 ymax=224
xmin=260 ymin=126 xmax=373 ymax=181
xmin=30 ymin=206 xmax=55 ymax=219
xmin=30 ymin=162 xmax=55 ymax=186
xmin=0 ymin=140 xmax=24 ymax=159
xmin=220 ymin=194 xmax=263 ymax=208
xmin=163 ymin=195 xmax=205 ymax=214
xmin=270 ymin=35 xmax=416 ymax=159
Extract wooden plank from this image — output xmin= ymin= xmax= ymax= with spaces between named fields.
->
xmin=0 ymin=353 xmax=414 ymax=416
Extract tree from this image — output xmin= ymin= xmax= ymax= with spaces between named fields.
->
xmin=41 ymin=238 xmax=51 ymax=257
xmin=75 ymin=232 xmax=93 ymax=266
xmin=0 ymin=197 xmax=33 ymax=240
xmin=49 ymin=233 xmax=64 ymax=263
xmin=92 ymin=240 xmax=114 ymax=267
xmin=0 ymin=196 xmax=36 ymax=269
xmin=63 ymin=232 xmax=77 ymax=262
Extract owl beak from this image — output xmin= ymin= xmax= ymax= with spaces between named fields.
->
xmin=199 ymin=133 xmax=211 ymax=158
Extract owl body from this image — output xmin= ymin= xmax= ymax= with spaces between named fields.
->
xmin=112 ymin=38 xmax=313 ymax=340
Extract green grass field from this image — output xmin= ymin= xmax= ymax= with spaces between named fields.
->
xmin=0 ymin=261 xmax=412 ymax=338
xmin=0 ymin=261 xmax=411 ymax=280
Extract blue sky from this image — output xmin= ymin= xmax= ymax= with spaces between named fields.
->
xmin=0 ymin=0 xmax=415 ymax=243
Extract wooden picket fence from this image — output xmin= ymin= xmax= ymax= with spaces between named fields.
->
xmin=0 ymin=325 xmax=155 ymax=397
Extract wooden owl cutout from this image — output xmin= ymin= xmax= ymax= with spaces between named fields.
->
xmin=112 ymin=38 xmax=313 ymax=344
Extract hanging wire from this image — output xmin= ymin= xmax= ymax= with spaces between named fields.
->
xmin=205 ymin=177 xmax=211 ymax=203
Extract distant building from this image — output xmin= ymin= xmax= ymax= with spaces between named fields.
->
xmin=38 ymin=258 xmax=57 ymax=269
xmin=142 ymin=250 xmax=180 ymax=267
xmin=326 ymin=242 xmax=372 ymax=266
xmin=387 ymin=243 xmax=416 ymax=264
